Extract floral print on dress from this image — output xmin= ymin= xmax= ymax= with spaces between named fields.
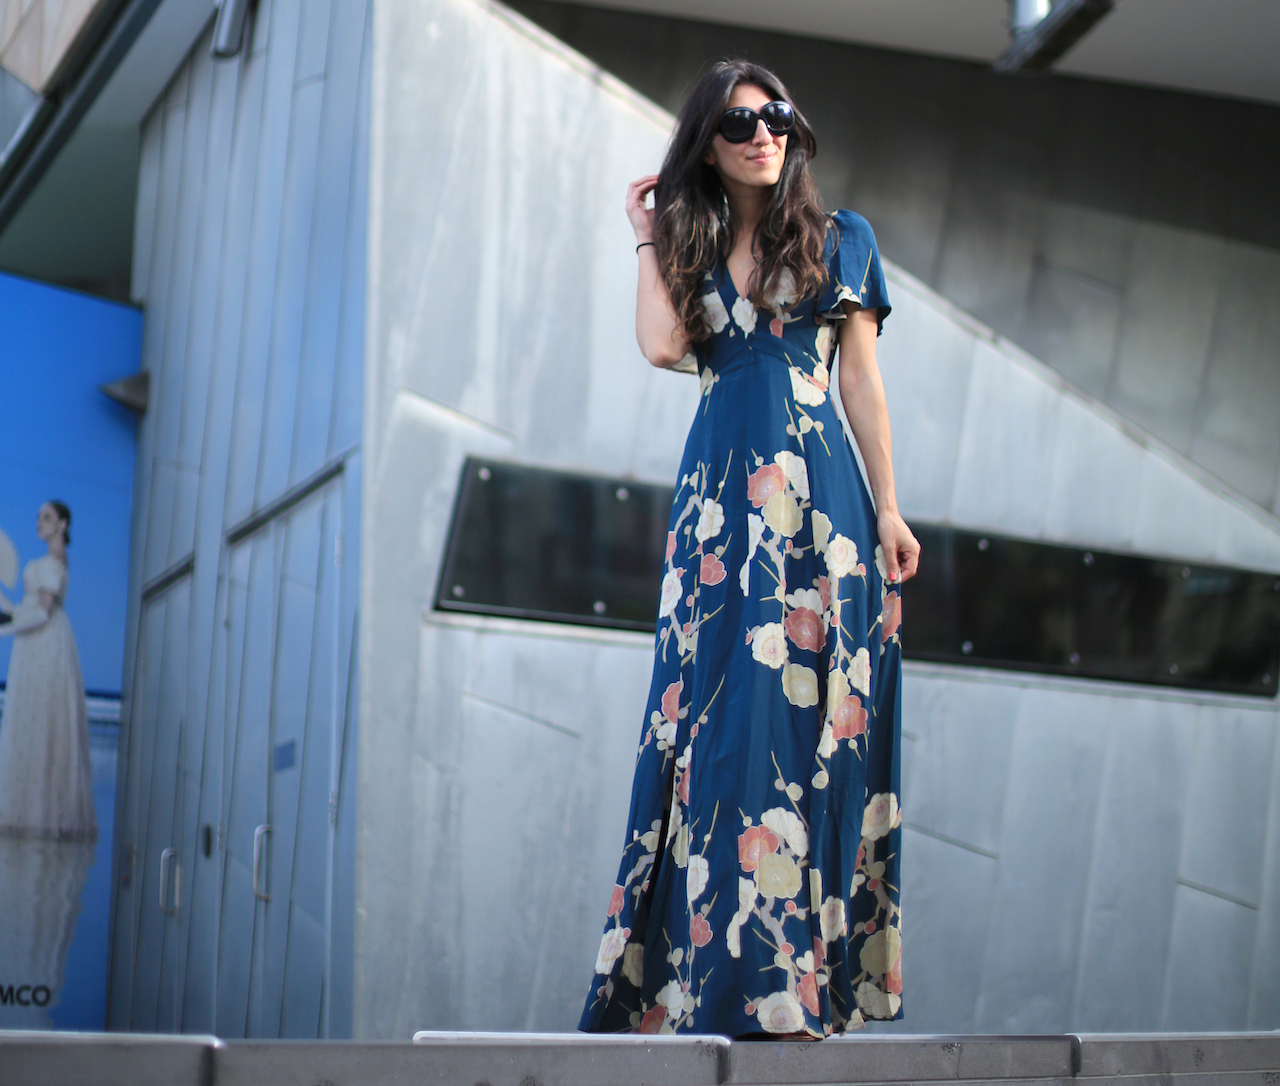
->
xmin=582 ymin=211 xmax=899 ymax=1037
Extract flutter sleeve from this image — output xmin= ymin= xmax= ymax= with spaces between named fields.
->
xmin=817 ymin=210 xmax=891 ymax=334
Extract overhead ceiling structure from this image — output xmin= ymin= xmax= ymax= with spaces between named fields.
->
xmin=561 ymin=0 xmax=1280 ymax=105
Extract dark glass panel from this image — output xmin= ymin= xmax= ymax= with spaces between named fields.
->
xmin=904 ymin=526 xmax=1280 ymax=696
xmin=434 ymin=460 xmax=1280 ymax=696
xmin=435 ymin=458 xmax=674 ymax=630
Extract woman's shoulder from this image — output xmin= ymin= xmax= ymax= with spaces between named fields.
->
xmin=827 ymin=209 xmax=878 ymax=247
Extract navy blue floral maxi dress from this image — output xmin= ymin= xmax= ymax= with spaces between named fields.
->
xmin=580 ymin=211 xmax=903 ymax=1038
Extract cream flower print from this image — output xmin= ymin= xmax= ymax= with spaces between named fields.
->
xmin=773 ymin=450 xmax=810 ymax=500
xmin=874 ymin=544 xmax=888 ymax=581
xmin=671 ymin=821 xmax=691 ymax=866
xmin=815 ymin=322 xmax=834 ymax=362
xmin=785 ymin=587 xmax=822 ymax=613
xmin=658 ymin=568 xmax=683 ymax=618
xmin=820 ymin=896 xmax=847 ymax=943
xmin=811 ymin=510 xmax=832 ymax=555
xmin=695 ymin=499 xmax=725 ymax=542
xmin=756 ymin=852 xmax=802 ymax=899
xmin=622 ymin=943 xmax=644 ymax=987
xmin=826 ymin=669 xmax=851 ymax=717
xmin=732 ymin=295 xmax=757 ymax=334
xmin=702 ymin=291 xmax=730 ymax=333
xmin=698 ymin=364 xmax=718 ymax=398
xmin=856 ymin=980 xmax=900 ymax=1020
xmin=761 ymin=807 xmax=808 ymax=857
xmin=751 ymin=623 xmax=789 ymax=669
xmin=596 ymin=927 xmax=628 ymax=973
xmin=849 ymin=646 xmax=872 ymax=696
xmin=859 ymin=925 xmax=902 ymax=976
xmin=825 ymin=535 xmax=861 ymax=579
xmin=687 ymin=854 xmax=710 ymax=903
xmin=762 ymin=492 xmax=802 ymax=537
xmin=656 ymin=978 xmax=684 ymax=1018
xmin=861 ymin=792 xmax=900 ymax=841
xmin=758 ymin=990 xmax=807 ymax=1033
xmin=781 ymin=662 xmax=819 ymax=708
xmin=789 ymin=365 xmax=826 ymax=407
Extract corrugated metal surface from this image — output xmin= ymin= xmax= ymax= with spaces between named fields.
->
xmin=111 ymin=0 xmax=367 ymax=1037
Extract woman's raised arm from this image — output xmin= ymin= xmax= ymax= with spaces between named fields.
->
xmin=627 ymin=176 xmax=691 ymax=368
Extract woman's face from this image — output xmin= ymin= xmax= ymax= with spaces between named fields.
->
xmin=704 ymin=82 xmax=788 ymax=191
xmin=37 ymin=503 xmax=65 ymax=544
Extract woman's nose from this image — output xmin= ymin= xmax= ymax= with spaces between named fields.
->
xmin=752 ymin=119 xmax=772 ymax=144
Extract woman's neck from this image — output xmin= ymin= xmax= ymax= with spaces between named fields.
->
xmin=47 ymin=539 xmax=66 ymax=563
xmin=725 ymin=182 xmax=770 ymax=244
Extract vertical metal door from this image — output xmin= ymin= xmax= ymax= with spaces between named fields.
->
xmin=214 ymin=481 xmax=344 ymax=1037
xmin=109 ymin=574 xmax=194 ymax=1031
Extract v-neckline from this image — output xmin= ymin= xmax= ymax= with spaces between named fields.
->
xmin=716 ymin=262 xmax=752 ymax=310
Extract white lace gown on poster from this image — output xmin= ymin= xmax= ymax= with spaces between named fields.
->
xmin=0 ymin=556 xmax=97 ymax=841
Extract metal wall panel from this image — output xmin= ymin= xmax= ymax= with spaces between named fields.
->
xmin=113 ymin=0 xmax=367 ymax=1037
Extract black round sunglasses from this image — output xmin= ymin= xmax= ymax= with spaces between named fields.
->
xmin=717 ymin=100 xmax=795 ymax=144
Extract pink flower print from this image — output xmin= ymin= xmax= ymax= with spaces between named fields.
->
xmin=887 ymin=955 xmax=903 ymax=995
xmin=607 ymin=885 xmax=624 ymax=917
xmin=784 ymin=607 xmax=824 ymax=653
xmin=665 ymin=532 xmax=678 ymax=561
xmin=677 ymin=765 xmax=690 ymax=806
xmin=798 ymin=970 xmax=820 ymax=1016
xmin=661 ymin=679 xmax=684 ymax=726
xmin=738 ymin=825 xmax=780 ymax=872
xmin=832 ymin=694 xmax=868 ymax=742
xmin=690 ymin=913 xmax=713 ymax=947
xmin=746 ymin=463 xmax=786 ymax=508
xmin=638 ymin=1006 xmax=666 ymax=1034
xmin=770 ymin=317 xmax=784 ymax=337
xmin=881 ymin=590 xmax=901 ymax=642
xmin=864 ymin=920 xmax=877 ymax=934
xmin=818 ymin=576 xmax=830 ymax=613
xmin=813 ymin=936 xmax=825 ymax=969
xmin=700 ymin=552 xmax=727 ymax=586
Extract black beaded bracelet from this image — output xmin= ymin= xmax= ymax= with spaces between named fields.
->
xmin=636 ymin=241 xmax=656 ymax=253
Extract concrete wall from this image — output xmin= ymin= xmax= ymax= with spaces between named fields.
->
xmin=111 ymin=0 xmax=368 ymax=1036
xmin=875 ymin=266 xmax=1280 ymax=1034
xmin=364 ymin=0 xmax=1280 ymax=1038
xmin=506 ymin=0 xmax=1280 ymax=520
xmin=361 ymin=0 xmax=699 ymax=1038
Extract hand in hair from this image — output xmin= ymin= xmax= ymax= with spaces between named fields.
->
xmin=626 ymin=175 xmax=658 ymax=243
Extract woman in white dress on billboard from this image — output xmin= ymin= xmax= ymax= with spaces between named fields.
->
xmin=0 ymin=501 xmax=97 ymax=841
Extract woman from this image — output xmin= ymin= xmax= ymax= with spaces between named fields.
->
xmin=580 ymin=61 xmax=919 ymax=1038
xmin=0 ymin=501 xmax=97 ymax=842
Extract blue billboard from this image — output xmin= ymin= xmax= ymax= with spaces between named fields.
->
xmin=0 ymin=270 xmax=141 ymax=1030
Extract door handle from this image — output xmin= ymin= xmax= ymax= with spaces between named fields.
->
xmin=252 ymin=824 xmax=271 ymax=901
xmin=159 ymin=847 xmax=181 ymax=916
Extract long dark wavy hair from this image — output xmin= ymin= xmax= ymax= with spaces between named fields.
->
xmin=654 ymin=59 xmax=830 ymax=342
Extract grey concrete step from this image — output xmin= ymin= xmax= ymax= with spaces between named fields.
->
xmin=0 ymin=1029 xmax=1277 ymax=1086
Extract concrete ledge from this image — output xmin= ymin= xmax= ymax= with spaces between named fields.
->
xmin=0 ymin=1030 xmax=220 ymax=1086
xmin=726 ymin=1035 xmax=1078 ymax=1083
xmin=1 ymin=1030 xmax=1277 ymax=1086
